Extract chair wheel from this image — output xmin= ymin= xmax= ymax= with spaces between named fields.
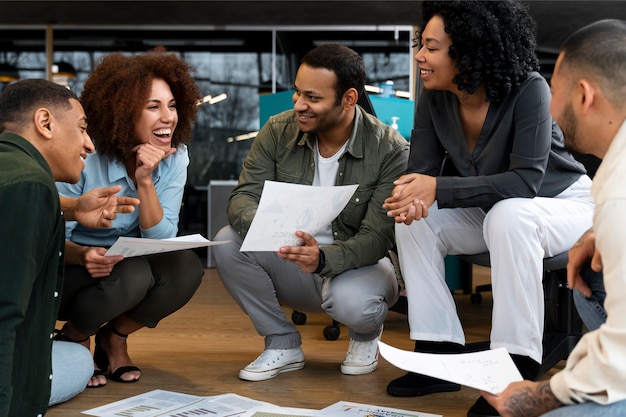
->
xmin=291 ymin=310 xmax=307 ymax=325
xmin=470 ymin=293 xmax=483 ymax=305
xmin=323 ymin=324 xmax=340 ymax=340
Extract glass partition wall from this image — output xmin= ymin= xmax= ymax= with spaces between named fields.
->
xmin=0 ymin=25 xmax=414 ymax=235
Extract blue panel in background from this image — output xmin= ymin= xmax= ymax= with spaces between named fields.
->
xmin=369 ymin=96 xmax=414 ymax=141
xmin=259 ymin=91 xmax=414 ymax=141
xmin=259 ymin=90 xmax=294 ymax=127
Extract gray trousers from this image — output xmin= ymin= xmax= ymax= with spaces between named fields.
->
xmin=213 ymin=226 xmax=399 ymax=349
xmin=59 ymin=249 xmax=204 ymax=335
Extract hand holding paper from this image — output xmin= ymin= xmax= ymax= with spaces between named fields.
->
xmin=377 ymin=341 xmax=522 ymax=394
xmin=105 ymin=234 xmax=228 ymax=258
xmin=240 ymin=181 xmax=358 ymax=251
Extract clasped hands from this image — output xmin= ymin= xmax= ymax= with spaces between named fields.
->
xmin=383 ymin=173 xmax=436 ymax=225
xmin=276 ymin=174 xmax=436 ymax=271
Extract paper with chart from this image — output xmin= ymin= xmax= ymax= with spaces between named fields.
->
xmin=240 ymin=181 xmax=358 ymax=251
xmin=82 ymin=390 xmax=272 ymax=417
xmin=105 ymin=233 xmax=228 ymax=257
xmin=321 ymin=400 xmax=441 ymax=417
xmin=378 ymin=341 xmax=522 ymax=394
xmin=238 ymin=406 xmax=322 ymax=417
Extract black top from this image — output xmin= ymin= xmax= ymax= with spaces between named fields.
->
xmin=408 ymin=72 xmax=585 ymax=211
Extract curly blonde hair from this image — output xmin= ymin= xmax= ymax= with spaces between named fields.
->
xmin=80 ymin=46 xmax=201 ymax=163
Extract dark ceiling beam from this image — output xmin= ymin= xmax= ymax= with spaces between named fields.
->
xmin=0 ymin=1 xmax=421 ymax=26
xmin=2 ymin=1 xmax=626 ymax=56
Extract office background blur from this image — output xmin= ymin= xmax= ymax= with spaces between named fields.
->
xmin=2 ymin=1 xmax=624 ymax=240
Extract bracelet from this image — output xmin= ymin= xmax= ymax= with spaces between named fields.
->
xmin=314 ymin=249 xmax=326 ymax=274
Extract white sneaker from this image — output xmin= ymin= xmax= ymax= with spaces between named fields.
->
xmin=341 ymin=331 xmax=381 ymax=375
xmin=239 ymin=348 xmax=305 ymax=381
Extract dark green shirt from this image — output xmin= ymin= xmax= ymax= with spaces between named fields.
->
xmin=227 ymin=106 xmax=409 ymax=277
xmin=0 ymin=132 xmax=65 ymax=417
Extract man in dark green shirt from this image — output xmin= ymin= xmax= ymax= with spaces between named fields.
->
xmin=0 ymin=79 xmax=95 ymax=416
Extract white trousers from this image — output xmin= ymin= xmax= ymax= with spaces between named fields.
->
xmin=396 ymin=175 xmax=594 ymax=362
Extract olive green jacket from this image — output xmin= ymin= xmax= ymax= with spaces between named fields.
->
xmin=227 ymin=106 xmax=409 ymax=277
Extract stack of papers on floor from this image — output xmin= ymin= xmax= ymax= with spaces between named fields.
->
xmin=82 ymin=391 xmax=441 ymax=417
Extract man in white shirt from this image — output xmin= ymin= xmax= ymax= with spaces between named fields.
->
xmin=483 ymin=19 xmax=626 ymax=417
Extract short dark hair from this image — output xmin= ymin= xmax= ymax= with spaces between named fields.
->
xmin=300 ymin=43 xmax=366 ymax=106
xmin=560 ymin=19 xmax=626 ymax=108
xmin=0 ymin=79 xmax=78 ymax=132
xmin=419 ymin=0 xmax=539 ymax=105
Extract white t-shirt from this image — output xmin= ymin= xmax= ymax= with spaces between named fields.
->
xmin=312 ymin=140 xmax=348 ymax=245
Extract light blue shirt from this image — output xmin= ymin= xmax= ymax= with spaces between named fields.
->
xmin=56 ymin=145 xmax=189 ymax=247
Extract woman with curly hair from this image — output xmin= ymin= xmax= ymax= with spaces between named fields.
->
xmin=54 ymin=47 xmax=204 ymax=388
xmin=383 ymin=2 xmax=594 ymax=415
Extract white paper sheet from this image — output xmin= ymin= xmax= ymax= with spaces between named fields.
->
xmin=377 ymin=341 xmax=523 ymax=394
xmin=82 ymin=390 xmax=272 ymax=417
xmin=321 ymin=400 xmax=441 ymax=417
xmin=238 ymin=406 xmax=323 ymax=417
xmin=105 ymin=233 xmax=228 ymax=257
xmin=240 ymin=181 xmax=358 ymax=251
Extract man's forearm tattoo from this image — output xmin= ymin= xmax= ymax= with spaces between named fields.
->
xmin=506 ymin=381 xmax=562 ymax=417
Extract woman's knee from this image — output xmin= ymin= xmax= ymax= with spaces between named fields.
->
xmin=154 ymin=250 xmax=204 ymax=290
xmin=484 ymin=199 xmax=537 ymax=241
xmin=108 ymin=258 xmax=155 ymax=294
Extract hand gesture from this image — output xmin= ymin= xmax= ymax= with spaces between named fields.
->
xmin=74 ymin=185 xmax=140 ymax=228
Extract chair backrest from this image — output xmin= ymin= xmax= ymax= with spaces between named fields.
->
xmin=572 ymin=152 xmax=601 ymax=179
xmin=357 ymin=88 xmax=377 ymax=117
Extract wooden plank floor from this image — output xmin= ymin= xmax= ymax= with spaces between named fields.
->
xmin=47 ymin=266 xmax=560 ymax=417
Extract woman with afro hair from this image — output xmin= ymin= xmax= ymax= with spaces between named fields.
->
xmin=55 ymin=47 xmax=204 ymax=388
xmin=383 ymin=2 xmax=594 ymax=416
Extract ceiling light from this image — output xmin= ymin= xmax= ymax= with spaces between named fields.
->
xmin=197 ymin=93 xmax=228 ymax=106
xmin=226 ymin=131 xmax=258 ymax=143
xmin=0 ymin=63 xmax=19 ymax=83
xmin=52 ymin=61 xmax=77 ymax=78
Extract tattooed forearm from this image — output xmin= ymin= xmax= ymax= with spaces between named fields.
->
xmin=505 ymin=381 xmax=562 ymax=417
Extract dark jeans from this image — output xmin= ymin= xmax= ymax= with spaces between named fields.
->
xmin=58 ymin=249 xmax=204 ymax=335
xmin=572 ymin=262 xmax=606 ymax=331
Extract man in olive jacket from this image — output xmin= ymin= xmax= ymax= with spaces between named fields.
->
xmin=213 ymin=44 xmax=409 ymax=382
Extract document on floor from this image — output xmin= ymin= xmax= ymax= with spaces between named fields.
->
xmin=82 ymin=390 xmax=273 ymax=417
xmin=238 ymin=406 xmax=323 ymax=417
xmin=240 ymin=180 xmax=358 ymax=251
xmin=321 ymin=400 xmax=441 ymax=417
xmin=105 ymin=233 xmax=229 ymax=257
xmin=378 ymin=341 xmax=523 ymax=394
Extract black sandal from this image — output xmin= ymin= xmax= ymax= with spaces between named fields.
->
xmin=53 ymin=328 xmax=89 ymax=343
xmin=54 ymin=328 xmax=107 ymax=388
xmin=94 ymin=324 xmax=141 ymax=383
